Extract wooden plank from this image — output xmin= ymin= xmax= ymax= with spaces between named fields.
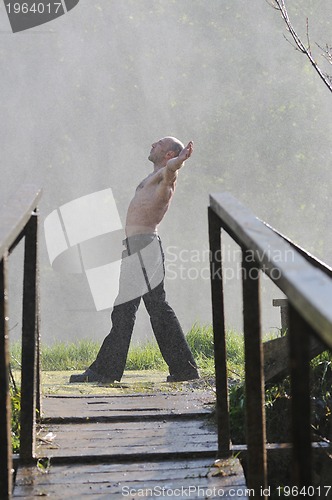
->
xmin=0 ymin=185 xmax=42 ymax=257
xmin=210 ymin=192 xmax=332 ymax=349
xmin=20 ymin=213 xmax=39 ymax=463
xmin=208 ymin=207 xmax=230 ymax=453
xmin=14 ymin=479 xmax=250 ymax=499
xmin=14 ymin=457 xmax=249 ymax=499
xmin=41 ymin=392 xmax=215 ymax=421
xmin=0 ymin=254 xmax=12 ymax=499
xmin=242 ymin=253 xmax=267 ymax=494
xmin=13 ymin=391 xmax=249 ymax=499
xmin=36 ymin=418 xmax=218 ymax=458
xmin=263 ymin=334 xmax=326 ymax=383
xmin=272 ymin=298 xmax=289 ymax=334
xmin=15 ymin=457 xmax=224 ymax=479
xmin=265 ymin=222 xmax=332 ymax=279
xmin=289 ymin=305 xmax=312 ymax=487
xmin=37 ymin=419 xmax=216 ymax=436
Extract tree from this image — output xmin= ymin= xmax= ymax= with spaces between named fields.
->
xmin=269 ymin=0 xmax=332 ymax=93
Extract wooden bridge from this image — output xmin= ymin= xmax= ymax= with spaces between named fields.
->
xmin=1 ymin=185 xmax=332 ymax=499
xmin=14 ymin=382 xmax=250 ymax=499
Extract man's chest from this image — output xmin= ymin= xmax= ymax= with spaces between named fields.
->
xmin=136 ymin=172 xmax=161 ymax=192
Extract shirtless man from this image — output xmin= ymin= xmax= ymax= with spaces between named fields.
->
xmin=125 ymin=137 xmax=193 ymax=236
xmin=70 ymin=137 xmax=199 ymax=383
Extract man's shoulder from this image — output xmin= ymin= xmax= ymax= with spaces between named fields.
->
xmin=161 ymin=164 xmax=178 ymax=185
xmin=145 ymin=168 xmax=166 ymax=186
xmin=138 ymin=166 xmax=177 ymax=190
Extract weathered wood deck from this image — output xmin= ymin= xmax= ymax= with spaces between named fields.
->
xmin=13 ymin=378 xmax=250 ymax=499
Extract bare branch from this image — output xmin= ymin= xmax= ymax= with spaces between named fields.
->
xmin=283 ymin=33 xmax=301 ymax=53
xmin=306 ymin=18 xmax=311 ymax=56
xmin=317 ymin=43 xmax=332 ymax=66
xmin=271 ymin=0 xmax=332 ymax=93
xmin=265 ymin=0 xmax=280 ymax=10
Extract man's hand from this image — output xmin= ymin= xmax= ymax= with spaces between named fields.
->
xmin=178 ymin=140 xmax=194 ymax=163
xmin=166 ymin=141 xmax=194 ymax=172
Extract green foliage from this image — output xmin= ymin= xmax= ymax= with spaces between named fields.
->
xmin=229 ymin=383 xmax=246 ymax=444
xmin=10 ymin=385 xmax=21 ymax=454
xmin=37 ymin=458 xmax=51 ymax=474
xmin=310 ymin=355 xmax=332 ymax=441
xmin=228 ymin=351 xmax=332 ymax=445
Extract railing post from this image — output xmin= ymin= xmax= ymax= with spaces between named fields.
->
xmin=272 ymin=298 xmax=289 ymax=335
xmin=288 ymin=304 xmax=312 ymax=487
xmin=208 ymin=207 xmax=230 ymax=454
xmin=0 ymin=253 xmax=13 ymax=498
xmin=242 ymin=251 xmax=267 ymax=497
xmin=20 ymin=211 xmax=39 ymax=463
xmin=36 ymin=319 xmax=41 ymax=418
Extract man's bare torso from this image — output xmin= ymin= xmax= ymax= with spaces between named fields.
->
xmin=125 ymin=168 xmax=176 ymax=237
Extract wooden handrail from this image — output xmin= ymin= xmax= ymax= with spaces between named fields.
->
xmin=263 ymin=221 xmax=332 ymax=279
xmin=210 ymin=192 xmax=332 ymax=349
xmin=208 ymin=192 xmax=332 ymax=497
xmin=0 ymin=185 xmax=42 ymax=499
xmin=0 ymin=185 xmax=42 ymax=257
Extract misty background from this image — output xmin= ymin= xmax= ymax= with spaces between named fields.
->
xmin=1 ymin=0 xmax=331 ymax=346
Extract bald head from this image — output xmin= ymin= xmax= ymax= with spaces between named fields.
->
xmin=164 ymin=136 xmax=184 ymax=157
xmin=148 ymin=136 xmax=185 ymax=166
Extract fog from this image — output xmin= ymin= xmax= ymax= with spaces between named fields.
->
xmin=1 ymin=0 xmax=331 ymax=345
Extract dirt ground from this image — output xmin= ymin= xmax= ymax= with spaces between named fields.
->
xmin=40 ymin=370 xmax=215 ymax=396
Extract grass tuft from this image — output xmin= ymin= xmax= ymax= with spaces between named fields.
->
xmin=9 ymin=323 xmax=244 ymax=375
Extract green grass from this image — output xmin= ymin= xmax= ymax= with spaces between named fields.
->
xmin=9 ymin=323 xmax=245 ymax=377
xmin=10 ymin=340 xmax=101 ymax=372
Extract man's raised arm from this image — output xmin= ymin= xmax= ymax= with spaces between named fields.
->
xmin=166 ymin=141 xmax=194 ymax=173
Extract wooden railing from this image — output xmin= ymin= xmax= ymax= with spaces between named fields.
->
xmin=208 ymin=192 xmax=332 ymax=497
xmin=0 ymin=185 xmax=42 ymax=498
